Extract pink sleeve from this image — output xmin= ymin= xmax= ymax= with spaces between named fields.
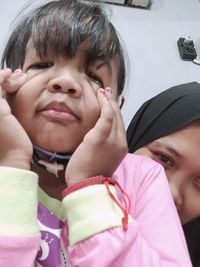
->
xmin=63 ymin=157 xmax=192 ymax=267
xmin=0 ymin=234 xmax=40 ymax=267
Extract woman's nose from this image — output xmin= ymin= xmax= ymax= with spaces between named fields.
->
xmin=47 ymin=68 xmax=82 ymax=97
xmin=169 ymin=181 xmax=183 ymax=212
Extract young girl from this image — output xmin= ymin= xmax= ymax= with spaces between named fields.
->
xmin=0 ymin=0 xmax=192 ymax=266
xmin=127 ymin=82 xmax=200 ymax=267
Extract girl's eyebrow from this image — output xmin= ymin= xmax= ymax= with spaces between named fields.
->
xmin=151 ymin=140 xmax=181 ymax=158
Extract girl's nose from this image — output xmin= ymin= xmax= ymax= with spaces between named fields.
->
xmin=47 ymin=69 xmax=82 ymax=97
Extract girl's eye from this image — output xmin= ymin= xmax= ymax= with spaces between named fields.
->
xmin=28 ymin=62 xmax=53 ymax=69
xmin=87 ymin=71 xmax=103 ymax=87
xmin=154 ymin=153 xmax=173 ymax=168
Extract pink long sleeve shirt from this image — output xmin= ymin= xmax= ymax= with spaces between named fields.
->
xmin=0 ymin=154 xmax=192 ymax=267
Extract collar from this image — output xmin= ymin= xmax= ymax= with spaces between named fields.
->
xmin=32 ymin=145 xmax=71 ymax=177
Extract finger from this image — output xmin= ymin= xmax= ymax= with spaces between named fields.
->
xmin=104 ymin=88 xmax=128 ymax=153
xmin=0 ymin=69 xmax=12 ymax=98
xmin=105 ymin=87 xmax=126 ymax=136
xmin=94 ymin=88 xmax=116 ymax=138
xmin=3 ymin=69 xmax=27 ymax=93
xmin=0 ymin=98 xmax=11 ymax=116
xmin=0 ymin=69 xmax=12 ymax=83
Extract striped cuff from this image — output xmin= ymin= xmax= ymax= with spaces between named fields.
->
xmin=0 ymin=167 xmax=39 ymax=235
xmin=63 ymin=184 xmax=125 ymax=245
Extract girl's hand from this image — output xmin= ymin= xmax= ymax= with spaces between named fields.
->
xmin=65 ymin=87 xmax=128 ymax=186
xmin=0 ymin=69 xmax=32 ymax=170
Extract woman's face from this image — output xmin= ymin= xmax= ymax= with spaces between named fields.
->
xmin=135 ymin=125 xmax=200 ymax=224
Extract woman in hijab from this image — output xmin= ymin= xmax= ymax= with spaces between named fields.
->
xmin=127 ymin=82 xmax=200 ymax=267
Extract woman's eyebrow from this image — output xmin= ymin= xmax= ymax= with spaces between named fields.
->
xmin=152 ymin=140 xmax=181 ymax=158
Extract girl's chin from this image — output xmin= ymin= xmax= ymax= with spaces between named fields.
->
xmin=33 ymin=142 xmax=75 ymax=154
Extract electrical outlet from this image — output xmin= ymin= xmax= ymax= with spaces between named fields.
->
xmin=177 ymin=36 xmax=197 ymax=60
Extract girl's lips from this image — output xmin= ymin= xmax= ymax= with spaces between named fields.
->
xmin=41 ymin=101 xmax=79 ymax=122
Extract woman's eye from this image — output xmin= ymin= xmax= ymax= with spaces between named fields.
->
xmin=155 ymin=153 xmax=173 ymax=168
xmin=87 ymin=71 xmax=103 ymax=87
xmin=194 ymin=177 xmax=200 ymax=190
xmin=28 ymin=62 xmax=53 ymax=69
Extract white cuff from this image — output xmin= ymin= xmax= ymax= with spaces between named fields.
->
xmin=63 ymin=184 xmax=125 ymax=245
xmin=0 ymin=167 xmax=39 ymax=235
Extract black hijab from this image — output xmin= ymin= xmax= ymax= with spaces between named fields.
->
xmin=127 ymin=81 xmax=200 ymax=267
xmin=127 ymin=82 xmax=200 ymax=153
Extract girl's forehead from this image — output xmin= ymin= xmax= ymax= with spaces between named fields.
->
xmin=26 ymin=36 xmax=115 ymax=61
xmin=25 ymin=37 xmax=120 ymax=67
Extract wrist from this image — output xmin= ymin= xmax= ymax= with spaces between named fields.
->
xmin=62 ymin=176 xmax=115 ymax=198
xmin=62 ymin=177 xmax=131 ymax=245
xmin=0 ymin=155 xmax=31 ymax=170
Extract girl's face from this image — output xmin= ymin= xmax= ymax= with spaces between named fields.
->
xmin=7 ymin=43 xmax=119 ymax=153
xmin=135 ymin=125 xmax=200 ymax=224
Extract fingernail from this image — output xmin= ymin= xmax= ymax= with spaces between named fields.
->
xmin=14 ymin=69 xmax=21 ymax=73
xmin=99 ymin=88 xmax=105 ymax=94
xmin=105 ymin=87 xmax=112 ymax=94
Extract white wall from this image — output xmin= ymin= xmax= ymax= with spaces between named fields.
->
xmin=110 ymin=0 xmax=200 ymax=127
xmin=1 ymin=0 xmax=200 ymax=128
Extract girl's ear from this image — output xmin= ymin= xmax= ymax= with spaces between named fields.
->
xmin=117 ymin=95 xmax=125 ymax=109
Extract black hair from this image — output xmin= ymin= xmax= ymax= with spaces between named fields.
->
xmin=1 ymin=0 xmax=126 ymax=95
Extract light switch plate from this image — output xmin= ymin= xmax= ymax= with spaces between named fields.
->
xmin=103 ymin=0 xmax=151 ymax=8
